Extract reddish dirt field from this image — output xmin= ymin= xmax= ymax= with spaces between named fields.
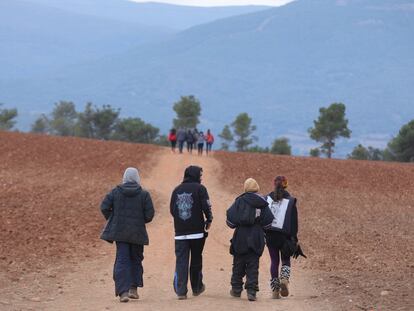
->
xmin=0 ymin=131 xmax=413 ymax=311
xmin=0 ymin=131 xmax=160 ymax=283
xmin=214 ymin=151 xmax=414 ymax=310
xmin=1 ymin=132 xmax=326 ymax=311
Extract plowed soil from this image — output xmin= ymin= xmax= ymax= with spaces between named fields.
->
xmin=0 ymin=131 xmax=413 ymax=311
xmin=214 ymin=151 xmax=414 ymax=310
xmin=0 ymin=132 xmax=159 ymax=283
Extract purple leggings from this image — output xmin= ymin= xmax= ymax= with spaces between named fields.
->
xmin=268 ymin=246 xmax=291 ymax=279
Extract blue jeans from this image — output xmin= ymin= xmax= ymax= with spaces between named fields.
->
xmin=173 ymin=238 xmax=205 ymax=296
xmin=113 ymin=242 xmax=144 ymax=296
xmin=206 ymin=142 xmax=213 ymax=154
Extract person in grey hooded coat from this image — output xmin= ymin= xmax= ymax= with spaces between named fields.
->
xmin=100 ymin=167 xmax=154 ymax=303
xmin=176 ymin=128 xmax=187 ymax=154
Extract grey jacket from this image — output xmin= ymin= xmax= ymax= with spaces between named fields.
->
xmin=176 ymin=129 xmax=187 ymax=142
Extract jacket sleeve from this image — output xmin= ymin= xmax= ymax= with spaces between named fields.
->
xmin=144 ymin=191 xmax=155 ymax=223
xmin=260 ymin=206 xmax=274 ymax=230
xmin=100 ymin=189 xmax=114 ymax=220
xmin=200 ymin=185 xmax=213 ymax=223
xmin=226 ymin=202 xmax=237 ymax=229
xmin=170 ymin=189 xmax=176 ymax=217
xmin=291 ymin=198 xmax=298 ymax=242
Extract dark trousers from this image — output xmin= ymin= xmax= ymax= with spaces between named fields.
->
xmin=113 ymin=242 xmax=144 ymax=296
xmin=171 ymin=141 xmax=176 ymax=152
xmin=187 ymin=142 xmax=194 ymax=153
xmin=197 ymin=143 xmax=204 ymax=155
xmin=231 ymin=251 xmax=260 ymax=293
xmin=174 ymin=238 xmax=206 ymax=296
xmin=268 ymin=245 xmax=291 ymax=279
xmin=206 ymin=142 xmax=212 ymax=154
xmin=178 ymin=140 xmax=185 ymax=153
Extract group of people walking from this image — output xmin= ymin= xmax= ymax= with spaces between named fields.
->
xmin=100 ymin=166 xmax=304 ymax=303
xmin=168 ymin=128 xmax=214 ymax=155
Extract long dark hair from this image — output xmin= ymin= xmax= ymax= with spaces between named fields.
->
xmin=274 ymin=176 xmax=288 ymax=201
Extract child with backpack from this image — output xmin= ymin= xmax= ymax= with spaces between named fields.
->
xmin=226 ymin=178 xmax=274 ymax=301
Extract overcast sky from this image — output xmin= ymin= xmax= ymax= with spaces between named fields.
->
xmin=129 ymin=0 xmax=293 ymax=7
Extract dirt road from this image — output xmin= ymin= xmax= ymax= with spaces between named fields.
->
xmin=2 ymin=150 xmax=332 ymax=311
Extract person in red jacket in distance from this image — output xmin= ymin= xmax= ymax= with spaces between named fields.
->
xmin=168 ymin=128 xmax=177 ymax=153
xmin=205 ymin=129 xmax=214 ymax=155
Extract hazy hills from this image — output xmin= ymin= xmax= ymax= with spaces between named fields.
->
xmin=1 ymin=0 xmax=268 ymax=79
xmin=0 ymin=0 xmax=173 ymax=79
xmin=23 ymin=0 xmax=270 ymax=29
xmin=1 ymin=0 xmax=414 ymax=155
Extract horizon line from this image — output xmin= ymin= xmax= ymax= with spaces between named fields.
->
xmin=127 ymin=0 xmax=294 ymax=8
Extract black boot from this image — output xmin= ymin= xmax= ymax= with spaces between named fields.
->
xmin=230 ymin=288 xmax=242 ymax=298
xmin=247 ymin=290 xmax=257 ymax=301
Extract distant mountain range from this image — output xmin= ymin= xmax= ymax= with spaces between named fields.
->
xmin=1 ymin=0 xmax=413 ymax=156
xmin=0 ymin=0 xmax=174 ymax=80
xmin=23 ymin=0 xmax=270 ymax=29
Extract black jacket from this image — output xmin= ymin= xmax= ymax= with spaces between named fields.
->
xmin=170 ymin=166 xmax=213 ymax=236
xmin=265 ymin=190 xmax=298 ymax=241
xmin=226 ymin=192 xmax=274 ymax=256
xmin=186 ymin=131 xmax=195 ymax=143
xmin=100 ymin=182 xmax=154 ymax=245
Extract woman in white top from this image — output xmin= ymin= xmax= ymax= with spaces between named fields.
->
xmin=264 ymin=176 xmax=298 ymax=299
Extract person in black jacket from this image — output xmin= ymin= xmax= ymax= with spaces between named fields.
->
xmin=100 ymin=167 xmax=154 ymax=303
xmin=170 ymin=166 xmax=213 ymax=300
xmin=186 ymin=129 xmax=195 ymax=154
xmin=265 ymin=176 xmax=298 ymax=299
xmin=226 ymin=178 xmax=274 ymax=301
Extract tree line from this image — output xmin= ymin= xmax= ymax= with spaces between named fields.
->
xmin=1 ymin=98 xmax=413 ymax=162
xmin=29 ymin=101 xmax=164 ymax=145
xmin=218 ymin=102 xmax=413 ymax=162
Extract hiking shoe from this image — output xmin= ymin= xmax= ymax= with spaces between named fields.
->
xmin=280 ymin=279 xmax=289 ymax=297
xmin=272 ymin=289 xmax=281 ymax=299
xmin=119 ymin=292 xmax=129 ymax=303
xmin=193 ymin=284 xmax=206 ymax=296
xmin=270 ymin=278 xmax=281 ymax=299
xmin=247 ymin=292 xmax=257 ymax=301
xmin=230 ymin=289 xmax=241 ymax=298
xmin=177 ymin=294 xmax=187 ymax=300
xmin=128 ymin=287 xmax=139 ymax=299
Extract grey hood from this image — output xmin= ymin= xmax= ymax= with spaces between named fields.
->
xmin=122 ymin=167 xmax=140 ymax=185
